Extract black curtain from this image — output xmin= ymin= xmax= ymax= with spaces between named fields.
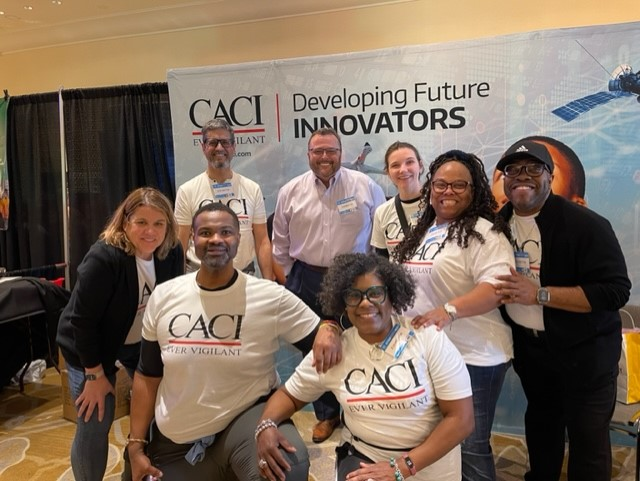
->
xmin=62 ymin=83 xmax=175 ymax=285
xmin=0 ymin=93 xmax=64 ymax=272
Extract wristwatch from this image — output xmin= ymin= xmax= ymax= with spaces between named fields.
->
xmin=443 ymin=302 xmax=458 ymax=322
xmin=536 ymin=287 xmax=550 ymax=305
xmin=85 ymin=370 xmax=104 ymax=381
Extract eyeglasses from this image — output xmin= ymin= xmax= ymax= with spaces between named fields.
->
xmin=503 ymin=163 xmax=548 ymax=178
xmin=431 ymin=180 xmax=473 ymax=194
xmin=343 ymin=285 xmax=388 ymax=307
xmin=204 ymin=138 xmax=233 ymax=149
xmin=309 ymin=148 xmax=341 ymax=157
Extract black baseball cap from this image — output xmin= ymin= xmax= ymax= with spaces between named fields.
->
xmin=496 ymin=140 xmax=554 ymax=173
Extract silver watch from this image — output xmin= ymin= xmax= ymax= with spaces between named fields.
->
xmin=443 ymin=302 xmax=458 ymax=322
xmin=536 ymin=287 xmax=550 ymax=305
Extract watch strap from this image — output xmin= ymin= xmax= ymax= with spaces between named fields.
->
xmin=402 ymin=453 xmax=417 ymax=475
xmin=85 ymin=369 xmax=104 ymax=381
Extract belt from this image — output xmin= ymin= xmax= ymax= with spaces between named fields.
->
xmin=298 ymin=261 xmax=328 ymax=274
xmin=515 ymin=324 xmax=546 ymax=339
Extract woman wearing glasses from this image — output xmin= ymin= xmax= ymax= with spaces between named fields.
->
xmin=394 ymin=150 xmax=514 ymax=481
xmin=255 ymin=253 xmax=473 ymax=481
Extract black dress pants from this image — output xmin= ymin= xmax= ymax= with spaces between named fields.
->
xmin=285 ymin=261 xmax=341 ymax=421
xmin=511 ymin=325 xmax=617 ymax=481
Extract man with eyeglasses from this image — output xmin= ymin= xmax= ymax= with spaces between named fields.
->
xmin=491 ymin=135 xmax=587 ymax=210
xmin=175 ymin=118 xmax=273 ymax=280
xmin=494 ymin=139 xmax=631 ymax=481
xmin=272 ymin=127 xmax=386 ymax=443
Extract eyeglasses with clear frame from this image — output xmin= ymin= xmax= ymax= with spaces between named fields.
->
xmin=204 ymin=138 xmax=233 ymax=149
xmin=308 ymin=148 xmax=341 ymax=157
xmin=431 ymin=180 xmax=473 ymax=194
xmin=503 ymin=163 xmax=548 ymax=178
xmin=343 ymin=285 xmax=388 ymax=307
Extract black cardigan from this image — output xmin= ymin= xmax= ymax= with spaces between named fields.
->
xmin=57 ymin=240 xmax=183 ymax=375
xmin=499 ymin=193 xmax=631 ymax=385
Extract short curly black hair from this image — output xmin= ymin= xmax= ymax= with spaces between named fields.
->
xmin=318 ymin=253 xmax=416 ymax=317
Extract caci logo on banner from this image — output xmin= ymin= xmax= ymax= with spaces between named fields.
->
xmin=168 ymin=21 xmax=640 ymax=301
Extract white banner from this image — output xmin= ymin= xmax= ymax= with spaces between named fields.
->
xmin=168 ymin=21 xmax=640 ymax=301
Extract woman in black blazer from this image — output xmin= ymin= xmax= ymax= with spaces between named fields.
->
xmin=57 ymin=187 xmax=184 ymax=481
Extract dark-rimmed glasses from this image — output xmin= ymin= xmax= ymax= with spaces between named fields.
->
xmin=343 ymin=285 xmax=388 ymax=307
xmin=309 ymin=148 xmax=341 ymax=157
xmin=204 ymin=138 xmax=233 ymax=149
xmin=431 ymin=180 xmax=473 ymax=194
xmin=503 ymin=163 xmax=548 ymax=178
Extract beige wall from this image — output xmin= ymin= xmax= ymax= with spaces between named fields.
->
xmin=2 ymin=0 xmax=639 ymax=95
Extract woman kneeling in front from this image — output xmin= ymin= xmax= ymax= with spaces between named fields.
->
xmin=255 ymin=252 xmax=473 ymax=481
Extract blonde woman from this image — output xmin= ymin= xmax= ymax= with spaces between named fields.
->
xmin=57 ymin=187 xmax=183 ymax=481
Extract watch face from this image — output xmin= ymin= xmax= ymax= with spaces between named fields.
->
xmin=537 ymin=288 xmax=550 ymax=304
xmin=85 ymin=374 xmax=97 ymax=381
xmin=444 ymin=303 xmax=457 ymax=320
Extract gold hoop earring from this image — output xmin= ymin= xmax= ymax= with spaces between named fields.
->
xmin=339 ymin=311 xmax=350 ymax=330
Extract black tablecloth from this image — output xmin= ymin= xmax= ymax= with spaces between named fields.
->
xmin=0 ymin=277 xmax=70 ymax=388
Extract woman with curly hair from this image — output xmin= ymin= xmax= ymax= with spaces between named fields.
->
xmin=255 ymin=253 xmax=473 ymax=481
xmin=57 ymin=187 xmax=184 ymax=481
xmin=394 ymin=150 xmax=515 ymax=481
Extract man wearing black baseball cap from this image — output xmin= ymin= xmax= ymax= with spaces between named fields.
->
xmin=493 ymin=137 xmax=631 ymax=481
xmin=495 ymin=139 xmax=555 ymax=174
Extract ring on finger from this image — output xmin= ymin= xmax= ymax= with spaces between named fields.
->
xmin=258 ymin=458 xmax=268 ymax=469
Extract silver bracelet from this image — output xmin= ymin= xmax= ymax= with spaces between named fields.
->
xmin=254 ymin=419 xmax=278 ymax=440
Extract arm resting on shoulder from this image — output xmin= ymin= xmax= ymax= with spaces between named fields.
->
xmin=293 ymin=323 xmax=343 ymax=373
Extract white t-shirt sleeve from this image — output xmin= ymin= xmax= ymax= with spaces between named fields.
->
xmin=423 ymin=326 xmax=472 ymax=400
xmin=284 ymin=352 xmax=327 ymax=403
xmin=371 ymin=205 xmax=387 ymax=250
xmin=468 ymin=225 xmax=515 ymax=287
xmin=174 ymin=185 xmax=193 ymax=226
xmin=276 ymin=287 xmax=319 ymax=344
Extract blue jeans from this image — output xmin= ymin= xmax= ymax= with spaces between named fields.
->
xmin=67 ymin=363 xmax=118 ymax=481
xmin=462 ymin=361 xmax=511 ymax=481
xmin=67 ymin=343 xmax=139 ymax=481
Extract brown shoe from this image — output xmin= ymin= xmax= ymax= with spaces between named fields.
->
xmin=311 ymin=417 xmax=340 ymax=443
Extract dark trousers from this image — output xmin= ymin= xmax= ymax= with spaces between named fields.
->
xmin=511 ymin=325 xmax=617 ymax=481
xmin=285 ymin=261 xmax=341 ymax=421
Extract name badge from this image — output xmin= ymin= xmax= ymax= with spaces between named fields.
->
xmin=337 ymin=196 xmax=358 ymax=215
xmin=211 ymin=182 xmax=233 ymax=199
xmin=514 ymin=250 xmax=530 ymax=275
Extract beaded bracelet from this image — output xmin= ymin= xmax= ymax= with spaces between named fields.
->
xmin=389 ymin=458 xmax=406 ymax=481
xmin=318 ymin=320 xmax=342 ymax=333
xmin=254 ymin=418 xmax=278 ymax=440
xmin=402 ymin=453 xmax=417 ymax=476
xmin=125 ymin=437 xmax=149 ymax=447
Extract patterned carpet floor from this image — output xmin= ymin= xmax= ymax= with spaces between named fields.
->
xmin=0 ymin=368 xmax=637 ymax=480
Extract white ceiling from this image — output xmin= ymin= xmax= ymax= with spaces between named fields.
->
xmin=0 ymin=0 xmax=409 ymax=55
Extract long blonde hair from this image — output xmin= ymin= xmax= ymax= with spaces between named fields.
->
xmin=100 ymin=187 xmax=178 ymax=260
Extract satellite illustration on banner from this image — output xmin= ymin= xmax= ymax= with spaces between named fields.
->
xmin=552 ymin=43 xmax=640 ymax=121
